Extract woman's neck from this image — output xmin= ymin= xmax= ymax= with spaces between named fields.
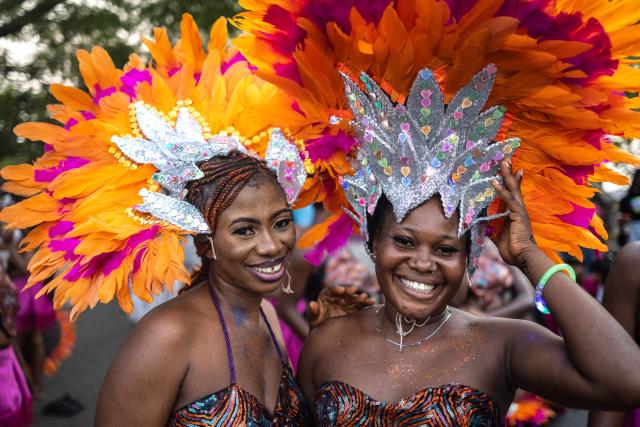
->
xmin=379 ymin=303 xmax=450 ymax=336
xmin=208 ymin=270 xmax=263 ymax=327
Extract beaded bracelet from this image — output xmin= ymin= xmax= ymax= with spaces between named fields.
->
xmin=534 ymin=263 xmax=576 ymax=314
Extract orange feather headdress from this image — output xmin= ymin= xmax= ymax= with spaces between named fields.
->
xmin=232 ymin=0 xmax=640 ymax=263
xmin=0 ymin=14 xmax=311 ymax=318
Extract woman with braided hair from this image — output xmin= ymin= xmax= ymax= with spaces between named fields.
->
xmin=96 ymin=151 xmax=310 ymax=425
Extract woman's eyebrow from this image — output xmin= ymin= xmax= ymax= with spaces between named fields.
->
xmin=270 ymin=208 xmax=292 ymax=219
xmin=230 ymin=217 xmax=260 ymax=225
xmin=229 ymin=209 xmax=291 ymax=226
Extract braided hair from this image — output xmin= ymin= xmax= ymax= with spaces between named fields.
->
xmin=185 ymin=151 xmax=278 ymax=286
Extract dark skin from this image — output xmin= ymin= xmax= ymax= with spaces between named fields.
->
xmin=96 ymin=178 xmax=296 ymax=426
xmin=299 ymin=160 xmax=640 ymax=419
xmin=588 ymin=242 xmax=640 ymax=427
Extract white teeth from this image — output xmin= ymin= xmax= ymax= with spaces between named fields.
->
xmin=252 ymin=263 xmax=283 ymax=275
xmin=399 ymin=277 xmax=435 ymax=294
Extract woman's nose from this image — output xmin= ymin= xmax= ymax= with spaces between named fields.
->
xmin=256 ymin=230 xmax=282 ymax=255
xmin=408 ymin=249 xmax=436 ymax=274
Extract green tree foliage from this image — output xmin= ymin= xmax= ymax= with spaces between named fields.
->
xmin=0 ymin=0 xmax=238 ymax=166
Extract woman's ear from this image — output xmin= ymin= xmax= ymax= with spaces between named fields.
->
xmin=369 ymin=230 xmax=380 ymax=260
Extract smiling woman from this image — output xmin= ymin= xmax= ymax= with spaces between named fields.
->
xmin=96 ymin=150 xmax=313 ymax=426
xmin=185 ymin=152 xmax=296 ymax=294
xmin=295 ymin=63 xmax=640 ymax=425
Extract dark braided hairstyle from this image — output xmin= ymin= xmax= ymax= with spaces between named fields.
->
xmin=185 ymin=150 xmax=278 ymax=286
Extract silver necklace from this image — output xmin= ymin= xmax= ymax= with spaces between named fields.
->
xmin=375 ymin=306 xmax=453 ymax=352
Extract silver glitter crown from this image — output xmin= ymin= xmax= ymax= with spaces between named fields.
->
xmin=112 ymin=102 xmax=307 ymax=234
xmin=340 ymin=64 xmax=520 ymax=275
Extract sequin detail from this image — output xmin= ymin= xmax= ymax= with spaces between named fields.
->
xmin=315 ymin=381 xmax=502 ymax=426
xmin=169 ymin=365 xmax=311 ymax=427
xmin=112 ymin=102 xmax=307 ymax=233
xmin=341 ymin=64 xmax=520 ymax=277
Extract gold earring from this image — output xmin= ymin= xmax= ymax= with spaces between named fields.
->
xmin=208 ymin=236 xmax=217 ymax=261
xmin=282 ymin=270 xmax=293 ymax=294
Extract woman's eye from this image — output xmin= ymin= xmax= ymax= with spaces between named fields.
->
xmin=233 ymin=226 xmax=254 ymax=236
xmin=436 ymin=246 xmax=459 ymax=255
xmin=393 ymin=236 xmax=414 ymax=247
xmin=274 ymin=218 xmax=292 ymax=230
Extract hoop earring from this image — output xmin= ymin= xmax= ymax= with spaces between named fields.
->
xmin=282 ymin=270 xmax=293 ymax=294
xmin=208 ymin=236 xmax=217 ymax=261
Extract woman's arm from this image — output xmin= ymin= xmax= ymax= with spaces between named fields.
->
xmin=492 ymin=161 xmax=640 ymax=409
xmin=588 ymin=243 xmax=640 ymax=426
xmin=506 ymin=248 xmax=640 ymax=408
xmin=95 ymin=307 xmax=190 ymax=427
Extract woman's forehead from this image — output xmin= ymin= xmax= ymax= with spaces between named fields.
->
xmin=220 ymin=179 xmax=288 ymax=220
xmin=395 ymin=199 xmax=458 ymax=229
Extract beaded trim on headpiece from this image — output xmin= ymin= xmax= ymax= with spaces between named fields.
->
xmin=340 ymin=64 xmax=520 ymax=276
xmin=112 ymin=101 xmax=307 ymax=234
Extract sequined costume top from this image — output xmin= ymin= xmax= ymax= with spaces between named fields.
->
xmin=168 ymin=287 xmax=311 ymax=426
xmin=314 ymin=381 xmax=502 ymax=426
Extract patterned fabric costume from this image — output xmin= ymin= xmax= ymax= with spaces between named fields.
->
xmin=315 ymin=381 xmax=501 ymax=426
xmin=169 ymin=288 xmax=311 ymax=426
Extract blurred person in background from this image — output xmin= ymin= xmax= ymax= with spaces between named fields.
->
xmin=452 ymin=238 xmax=534 ymax=320
xmin=589 ymin=241 xmax=640 ymax=427
xmin=0 ymin=194 xmax=55 ymax=400
xmin=0 ymin=262 xmax=33 ymax=427
xmin=620 ymin=170 xmax=640 ymax=244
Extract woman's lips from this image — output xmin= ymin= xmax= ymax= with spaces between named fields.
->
xmin=247 ymin=258 xmax=286 ymax=282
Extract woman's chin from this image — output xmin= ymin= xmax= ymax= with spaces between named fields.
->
xmin=387 ymin=280 xmax=451 ymax=319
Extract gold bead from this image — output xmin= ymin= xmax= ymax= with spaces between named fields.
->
xmin=176 ymin=100 xmax=184 ymax=107
xmin=131 ymin=164 xmax=138 ymax=170
xmin=114 ymin=152 xmax=122 ymax=159
xmin=108 ymin=146 xmax=116 ymax=154
xmin=184 ymin=99 xmax=192 ymax=106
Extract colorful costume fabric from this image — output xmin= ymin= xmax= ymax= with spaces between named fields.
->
xmin=14 ymin=277 xmax=55 ymax=333
xmin=0 ymin=346 xmax=32 ymax=427
xmin=169 ymin=289 xmax=311 ymax=426
xmin=315 ymin=381 xmax=501 ymax=426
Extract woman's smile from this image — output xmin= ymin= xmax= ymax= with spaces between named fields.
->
xmin=394 ymin=274 xmax=440 ymax=300
xmin=246 ymin=257 xmax=287 ymax=282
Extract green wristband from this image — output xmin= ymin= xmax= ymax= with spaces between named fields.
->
xmin=534 ymin=263 xmax=576 ymax=314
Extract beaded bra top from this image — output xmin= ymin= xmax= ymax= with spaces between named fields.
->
xmin=314 ymin=381 xmax=502 ymax=426
xmin=168 ymin=287 xmax=311 ymax=427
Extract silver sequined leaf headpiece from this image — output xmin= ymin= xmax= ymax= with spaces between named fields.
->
xmin=340 ymin=64 xmax=520 ymax=277
xmin=112 ymin=102 xmax=307 ymax=234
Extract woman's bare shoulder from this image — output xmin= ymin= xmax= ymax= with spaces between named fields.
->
xmin=132 ymin=285 xmax=210 ymax=349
